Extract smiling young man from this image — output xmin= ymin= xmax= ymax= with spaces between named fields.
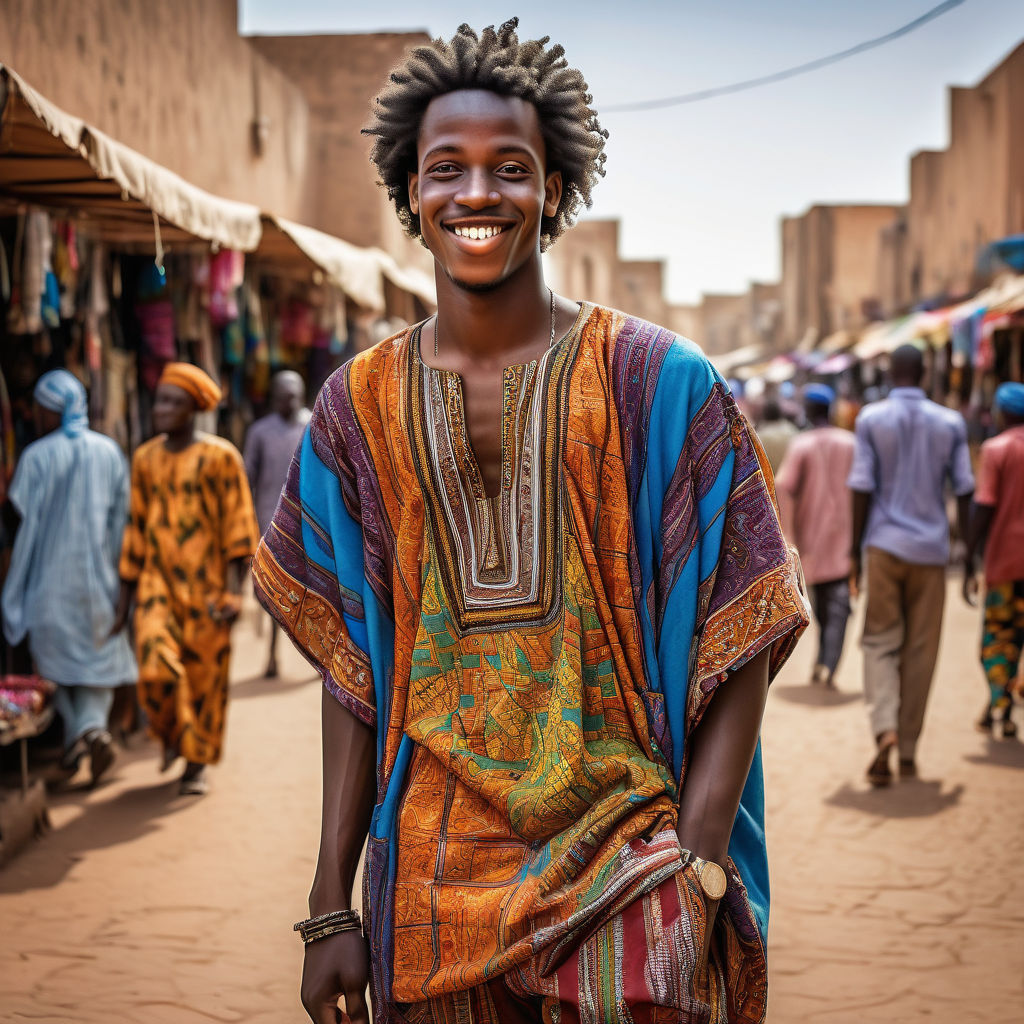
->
xmin=254 ymin=21 xmax=807 ymax=1024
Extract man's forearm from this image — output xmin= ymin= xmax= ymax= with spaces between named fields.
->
xmin=965 ymin=503 xmax=994 ymax=570
xmin=956 ymin=493 xmax=973 ymax=549
xmin=676 ymin=647 xmax=771 ymax=865
xmin=310 ymin=688 xmax=377 ymax=914
xmin=851 ymin=490 xmax=872 ymax=557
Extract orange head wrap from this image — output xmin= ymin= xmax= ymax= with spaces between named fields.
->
xmin=158 ymin=362 xmax=222 ymax=412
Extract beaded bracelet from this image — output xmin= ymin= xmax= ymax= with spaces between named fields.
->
xmin=293 ymin=909 xmax=362 ymax=944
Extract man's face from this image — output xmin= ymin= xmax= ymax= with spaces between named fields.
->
xmin=152 ymin=383 xmax=196 ymax=435
xmin=271 ymin=377 xmax=303 ymax=418
xmin=408 ymin=89 xmax=562 ymax=292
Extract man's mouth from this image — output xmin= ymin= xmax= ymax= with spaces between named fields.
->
xmin=443 ymin=219 xmax=515 ymax=241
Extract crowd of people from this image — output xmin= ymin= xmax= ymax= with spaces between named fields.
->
xmin=1 ymin=364 xmax=308 ymax=795
xmin=2 ymin=340 xmax=1022 ymax=804
xmin=771 ymin=345 xmax=1024 ymax=786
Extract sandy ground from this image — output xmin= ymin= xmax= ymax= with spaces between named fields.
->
xmin=1 ymin=580 xmax=1022 ymax=1023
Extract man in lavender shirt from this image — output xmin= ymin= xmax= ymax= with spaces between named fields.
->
xmin=848 ymin=346 xmax=974 ymax=786
xmin=244 ymin=371 xmax=310 ymax=677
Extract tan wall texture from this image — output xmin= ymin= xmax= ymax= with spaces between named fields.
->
xmin=780 ymin=203 xmax=901 ymax=347
xmin=905 ymin=43 xmax=1024 ymax=303
xmin=248 ymin=31 xmax=431 ymax=272
xmin=0 ymin=0 xmax=311 ymax=219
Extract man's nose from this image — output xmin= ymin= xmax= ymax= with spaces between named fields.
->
xmin=454 ymin=170 xmax=500 ymax=210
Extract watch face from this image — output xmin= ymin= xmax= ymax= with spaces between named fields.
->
xmin=698 ymin=861 xmax=728 ymax=901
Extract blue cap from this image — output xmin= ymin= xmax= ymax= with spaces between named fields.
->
xmin=803 ymin=383 xmax=835 ymax=406
xmin=996 ymin=381 xmax=1024 ymax=417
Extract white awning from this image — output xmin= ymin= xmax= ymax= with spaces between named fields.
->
xmin=1 ymin=65 xmax=263 ymax=251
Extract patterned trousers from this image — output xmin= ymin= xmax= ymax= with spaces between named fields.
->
xmin=399 ymin=870 xmax=726 ymax=1024
xmin=981 ymin=580 xmax=1024 ymax=710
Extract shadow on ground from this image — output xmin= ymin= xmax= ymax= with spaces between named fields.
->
xmin=823 ymin=777 xmax=964 ymax=819
xmin=772 ymin=683 xmax=861 ymax=708
xmin=230 ymin=673 xmax=319 ymax=700
xmin=963 ymin=737 xmax=1024 ymax=770
xmin=0 ymin=746 xmax=193 ymax=893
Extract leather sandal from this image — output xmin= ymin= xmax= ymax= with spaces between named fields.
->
xmin=867 ymin=732 xmax=897 ymax=787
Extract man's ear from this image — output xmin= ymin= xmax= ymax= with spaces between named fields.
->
xmin=408 ymin=172 xmax=420 ymax=216
xmin=543 ymin=170 xmax=563 ymax=219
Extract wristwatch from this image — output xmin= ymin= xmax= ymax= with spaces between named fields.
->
xmin=683 ymin=850 xmax=728 ymax=901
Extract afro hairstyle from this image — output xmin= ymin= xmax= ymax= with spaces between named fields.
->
xmin=363 ymin=19 xmax=608 ymax=251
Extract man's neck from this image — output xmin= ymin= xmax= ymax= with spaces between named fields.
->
xmin=429 ymin=259 xmax=551 ymax=367
xmin=164 ymin=426 xmax=198 ymax=452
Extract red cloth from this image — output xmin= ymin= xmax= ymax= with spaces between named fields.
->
xmin=975 ymin=424 xmax=1024 ymax=584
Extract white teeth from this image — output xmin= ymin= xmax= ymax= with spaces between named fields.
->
xmin=452 ymin=225 xmax=503 ymax=239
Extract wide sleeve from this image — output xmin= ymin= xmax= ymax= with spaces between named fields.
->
xmin=640 ymin=344 xmax=808 ymax=1024
xmin=217 ymin=444 xmax=259 ymax=564
xmin=251 ymin=385 xmax=376 ymax=727
xmin=684 ymin=383 xmax=809 ymax=736
xmin=118 ymin=449 xmax=148 ymax=583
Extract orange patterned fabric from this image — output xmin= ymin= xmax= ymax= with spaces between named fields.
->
xmin=253 ymin=305 xmax=808 ymax=1022
xmin=121 ymin=435 xmax=258 ymax=763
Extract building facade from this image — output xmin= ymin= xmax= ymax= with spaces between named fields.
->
xmin=0 ymin=0 xmax=429 ymax=271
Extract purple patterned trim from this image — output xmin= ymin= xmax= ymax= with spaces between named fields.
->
xmin=610 ymin=316 xmax=676 ymax=614
xmin=315 ymin=364 xmax=396 ymax=614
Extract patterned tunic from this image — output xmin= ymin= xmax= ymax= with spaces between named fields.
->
xmin=253 ymin=305 xmax=807 ymax=1022
xmin=120 ymin=435 xmax=258 ymax=764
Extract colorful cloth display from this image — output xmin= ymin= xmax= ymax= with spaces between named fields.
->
xmin=253 ymin=304 xmax=807 ymax=1021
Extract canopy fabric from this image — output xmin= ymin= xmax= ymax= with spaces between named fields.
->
xmin=709 ymin=343 xmax=764 ymax=375
xmin=0 ymin=65 xmax=263 ymax=251
xmin=258 ymin=218 xmax=437 ymax=312
xmin=261 ymin=217 xmax=389 ymax=311
xmin=376 ymin=250 xmax=437 ymax=309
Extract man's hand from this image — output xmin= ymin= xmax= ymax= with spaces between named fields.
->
xmin=700 ymin=896 xmax=720 ymax=965
xmin=300 ymin=930 xmax=370 ymax=1024
xmin=848 ymin=554 xmax=862 ymax=600
xmin=962 ymin=564 xmax=980 ymax=607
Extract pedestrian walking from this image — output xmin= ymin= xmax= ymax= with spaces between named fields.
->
xmin=756 ymin=397 xmax=799 ymax=475
xmin=254 ymin=21 xmax=808 ymax=1024
xmin=243 ymin=370 xmax=310 ymax=678
xmin=1 ymin=370 xmax=136 ymax=784
xmin=775 ymin=383 xmax=856 ymax=687
xmin=112 ymin=363 xmax=258 ymax=796
xmin=849 ymin=345 xmax=974 ymax=786
xmin=963 ymin=381 xmax=1024 ymax=739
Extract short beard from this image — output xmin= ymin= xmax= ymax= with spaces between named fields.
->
xmin=442 ymin=264 xmax=512 ymax=294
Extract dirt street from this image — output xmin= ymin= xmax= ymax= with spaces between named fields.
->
xmin=1 ymin=580 xmax=1021 ymax=1023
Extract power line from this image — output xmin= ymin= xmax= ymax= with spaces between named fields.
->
xmin=602 ymin=0 xmax=966 ymax=113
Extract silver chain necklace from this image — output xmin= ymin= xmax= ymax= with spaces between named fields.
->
xmin=434 ymin=288 xmax=556 ymax=358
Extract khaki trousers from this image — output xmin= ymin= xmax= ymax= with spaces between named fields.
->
xmin=861 ymin=547 xmax=946 ymax=761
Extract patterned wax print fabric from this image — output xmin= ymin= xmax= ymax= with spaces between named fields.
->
xmin=120 ymin=435 xmax=258 ymax=764
xmin=981 ymin=580 xmax=1024 ymax=712
xmin=253 ymin=304 xmax=808 ymax=1023
xmin=2 ymin=429 xmax=136 ymax=688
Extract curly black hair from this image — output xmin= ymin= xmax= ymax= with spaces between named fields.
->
xmin=363 ymin=19 xmax=608 ymax=251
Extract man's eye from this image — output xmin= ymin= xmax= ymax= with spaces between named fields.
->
xmin=498 ymin=164 xmax=528 ymax=175
xmin=430 ymin=163 xmax=459 ymax=174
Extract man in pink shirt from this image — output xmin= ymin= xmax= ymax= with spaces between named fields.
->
xmin=776 ymin=384 xmax=857 ymax=688
xmin=964 ymin=381 xmax=1024 ymax=739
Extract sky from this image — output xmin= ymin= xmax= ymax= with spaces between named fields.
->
xmin=240 ymin=1 xmax=1024 ymax=304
